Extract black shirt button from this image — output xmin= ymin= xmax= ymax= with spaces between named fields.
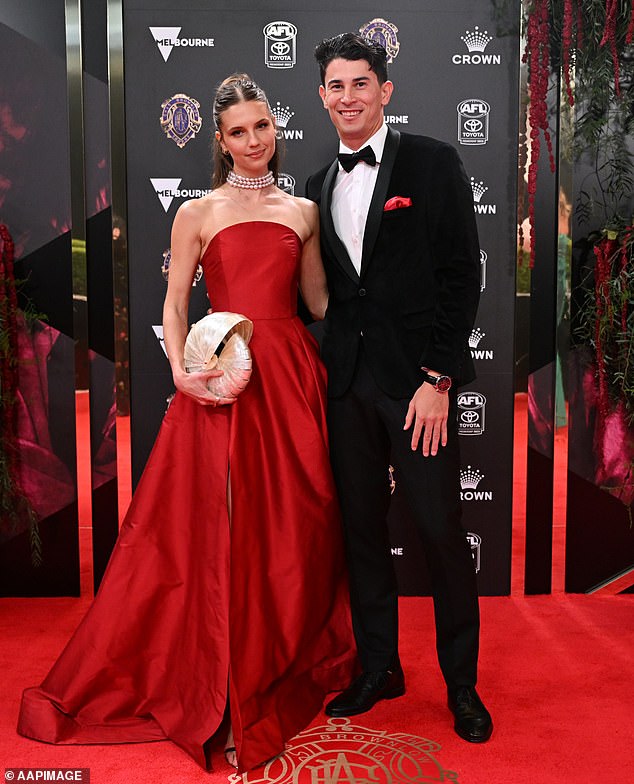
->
xmin=358 ymin=288 xmax=367 ymax=297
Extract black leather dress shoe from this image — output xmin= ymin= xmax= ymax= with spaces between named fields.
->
xmin=325 ymin=666 xmax=406 ymax=717
xmin=448 ymin=686 xmax=493 ymax=743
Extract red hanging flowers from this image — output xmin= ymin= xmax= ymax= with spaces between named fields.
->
xmin=620 ymin=226 xmax=632 ymax=334
xmin=523 ymin=0 xmax=557 ymax=268
xmin=592 ymin=235 xmax=616 ymax=429
xmin=562 ymin=0 xmax=575 ymax=106
xmin=600 ymin=0 xmax=621 ymax=96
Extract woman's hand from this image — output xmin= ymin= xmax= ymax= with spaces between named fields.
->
xmin=173 ymin=367 xmax=237 ymax=407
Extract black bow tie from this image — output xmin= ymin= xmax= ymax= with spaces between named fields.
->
xmin=337 ymin=145 xmax=377 ymax=172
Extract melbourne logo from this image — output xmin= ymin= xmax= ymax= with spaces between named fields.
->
xmin=277 ymin=173 xmax=295 ymax=195
xmin=457 ymin=99 xmax=490 ymax=145
xmin=470 ymin=177 xmax=497 ymax=215
xmin=264 ymin=21 xmax=297 ymax=68
xmin=152 ymin=325 xmax=167 ymax=358
xmin=271 ymin=101 xmax=303 ymax=140
xmin=457 ymin=391 xmax=486 ymax=436
xmin=461 ymin=466 xmax=493 ymax=501
xmin=480 ymin=249 xmax=487 ymax=292
xmin=160 ymin=94 xmax=202 ymax=148
xmin=466 ymin=532 xmax=482 ymax=572
xmin=150 ymin=178 xmax=211 ymax=212
xmin=452 ymin=26 xmax=500 ymax=65
xmin=385 ymin=114 xmax=409 ymax=124
xmin=359 ymin=18 xmax=400 ymax=63
xmin=231 ymin=717 xmax=458 ymax=784
xmin=149 ymin=27 xmax=215 ymax=62
xmin=469 ymin=328 xmax=494 ymax=360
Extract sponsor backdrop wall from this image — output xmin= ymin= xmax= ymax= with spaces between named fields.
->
xmin=123 ymin=0 xmax=520 ymax=596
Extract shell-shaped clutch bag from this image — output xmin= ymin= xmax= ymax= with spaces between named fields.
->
xmin=184 ymin=312 xmax=254 ymax=400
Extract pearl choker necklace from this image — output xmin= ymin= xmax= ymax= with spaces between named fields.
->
xmin=227 ymin=170 xmax=275 ymax=190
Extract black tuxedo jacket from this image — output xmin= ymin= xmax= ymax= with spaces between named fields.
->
xmin=306 ymin=127 xmax=481 ymax=399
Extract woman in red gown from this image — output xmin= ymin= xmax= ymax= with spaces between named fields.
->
xmin=17 ymin=74 xmax=356 ymax=773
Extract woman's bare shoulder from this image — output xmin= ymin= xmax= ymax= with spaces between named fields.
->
xmin=276 ymin=192 xmax=317 ymax=221
xmin=176 ymin=191 xmax=222 ymax=218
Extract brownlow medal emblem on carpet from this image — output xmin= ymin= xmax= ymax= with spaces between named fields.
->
xmin=231 ymin=718 xmax=459 ymax=783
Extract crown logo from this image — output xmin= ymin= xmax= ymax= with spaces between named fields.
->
xmin=469 ymin=328 xmax=486 ymax=348
xmin=460 ymin=466 xmax=484 ymax=490
xmin=271 ymin=101 xmax=295 ymax=128
xmin=470 ymin=177 xmax=488 ymax=203
xmin=461 ymin=26 xmax=493 ymax=53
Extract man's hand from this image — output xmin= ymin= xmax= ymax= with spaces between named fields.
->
xmin=403 ymin=382 xmax=449 ymax=456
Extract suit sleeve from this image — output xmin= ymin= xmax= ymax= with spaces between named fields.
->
xmin=418 ymin=144 xmax=480 ymax=378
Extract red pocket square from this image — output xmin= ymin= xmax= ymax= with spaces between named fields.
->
xmin=384 ymin=196 xmax=412 ymax=211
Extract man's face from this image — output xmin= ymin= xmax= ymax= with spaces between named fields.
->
xmin=319 ymin=58 xmax=393 ymax=150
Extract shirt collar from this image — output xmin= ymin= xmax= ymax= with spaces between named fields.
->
xmin=338 ymin=122 xmax=388 ymax=167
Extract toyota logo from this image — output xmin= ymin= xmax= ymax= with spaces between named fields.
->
xmin=271 ymin=41 xmax=290 ymax=55
xmin=464 ymin=119 xmax=483 ymax=132
xmin=461 ymin=410 xmax=479 ymax=423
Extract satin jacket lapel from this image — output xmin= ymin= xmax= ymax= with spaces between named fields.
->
xmin=360 ymin=127 xmax=401 ymax=279
xmin=320 ymin=160 xmax=361 ymax=284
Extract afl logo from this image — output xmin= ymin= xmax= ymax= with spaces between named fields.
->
xmin=457 ymin=391 xmax=486 ymax=436
xmin=264 ymin=21 xmax=297 ymax=68
xmin=480 ymin=249 xmax=487 ymax=292
xmin=276 ymin=173 xmax=295 ymax=195
xmin=466 ymin=532 xmax=482 ymax=572
xmin=359 ymin=18 xmax=400 ymax=63
xmin=457 ymin=99 xmax=490 ymax=146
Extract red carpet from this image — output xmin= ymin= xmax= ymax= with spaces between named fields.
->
xmin=1 ymin=392 xmax=633 ymax=782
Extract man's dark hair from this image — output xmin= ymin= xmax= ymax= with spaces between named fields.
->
xmin=314 ymin=33 xmax=389 ymax=85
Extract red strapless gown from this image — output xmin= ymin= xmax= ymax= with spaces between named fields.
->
xmin=18 ymin=222 xmax=357 ymax=772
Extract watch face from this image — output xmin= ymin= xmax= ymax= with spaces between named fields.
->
xmin=436 ymin=375 xmax=452 ymax=392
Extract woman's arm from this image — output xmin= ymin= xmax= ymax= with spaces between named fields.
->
xmin=298 ymin=200 xmax=329 ymax=321
xmin=162 ymin=199 xmax=225 ymax=405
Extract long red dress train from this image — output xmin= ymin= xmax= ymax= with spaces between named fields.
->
xmin=17 ymin=221 xmax=357 ymax=772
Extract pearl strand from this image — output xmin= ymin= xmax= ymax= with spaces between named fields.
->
xmin=227 ymin=170 xmax=275 ymax=190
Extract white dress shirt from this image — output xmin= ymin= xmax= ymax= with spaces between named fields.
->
xmin=331 ymin=123 xmax=388 ymax=275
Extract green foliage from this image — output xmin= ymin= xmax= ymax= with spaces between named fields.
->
xmin=523 ymin=1 xmax=634 ymax=391
xmin=538 ymin=0 xmax=634 ymax=224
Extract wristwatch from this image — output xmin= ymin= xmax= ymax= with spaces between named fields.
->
xmin=421 ymin=369 xmax=452 ymax=393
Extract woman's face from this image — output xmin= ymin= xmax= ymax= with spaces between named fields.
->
xmin=216 ymin=99 xmax=276 ymax=177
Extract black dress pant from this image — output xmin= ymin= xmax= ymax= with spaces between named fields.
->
xmin=327 ymin=348 xmax=480 ymax=691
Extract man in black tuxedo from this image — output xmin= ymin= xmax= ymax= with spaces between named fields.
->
xmin=306 ymin=33 xmax=492 ymax=743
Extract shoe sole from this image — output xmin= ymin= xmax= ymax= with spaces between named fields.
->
xmin=454 ymin=722 xmax=493 ymax=743
xmin=325 ymin=686 xmax=406 ymax=718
